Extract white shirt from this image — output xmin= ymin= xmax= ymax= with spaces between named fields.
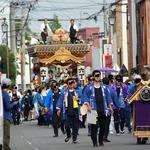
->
xmin=68 ymin=24 xmax=78 ymax=32
xmin=41 ymin=23 xmax=52 ymax=32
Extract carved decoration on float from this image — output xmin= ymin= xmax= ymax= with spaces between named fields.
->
xmin=39 ymin=47 xmax=84 ymax=65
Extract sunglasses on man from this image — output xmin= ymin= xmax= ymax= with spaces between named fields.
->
xmin=94 ymin=74 xmax=101 ymax=77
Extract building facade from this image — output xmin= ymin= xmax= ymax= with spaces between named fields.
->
xmin=128 ymin=0 xmax=150 ymax=74
xmin=79 ymin=27 xmax=100 ymax=73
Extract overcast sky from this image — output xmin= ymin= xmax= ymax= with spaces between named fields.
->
xmin=0 ymin=0 xmax=115 ymax=35
xmin=29 ymin=0 xmax=115 ymax=34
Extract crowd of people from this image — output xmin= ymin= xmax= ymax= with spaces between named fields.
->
xmin=2 ymin=70 xmax=149 ymax=149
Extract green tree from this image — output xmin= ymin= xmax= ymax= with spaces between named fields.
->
xmin=49 ymin=15 xmax=62 ymax=33
xmin=0 ymin=45 xmax=16 ymax=84
xmin=15 ymin=20 xmax=32 ymax=46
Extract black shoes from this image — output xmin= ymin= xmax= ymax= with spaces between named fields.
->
xmin=72 ymin=140 xmax=79 ymax=144
xmin=93 ymin=143 xmax=98 ymax=147
xmin=93 ymin=142 xmax=104 ymax=147
xmin=99 ymin=142 xmax=104 ymax=146
xmin=65 ymin=136 xmax=71 ymax=142
xmin=62 ymin=131 xmax=66 ymax=135
xmin=53 ymin=135 xmax=58 ymax=137
xmin=103 ymin=139 xmax=111 ymax=142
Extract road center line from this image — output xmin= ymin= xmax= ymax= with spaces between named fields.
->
xmin=21 ymin=135 xmax=40 ymax=150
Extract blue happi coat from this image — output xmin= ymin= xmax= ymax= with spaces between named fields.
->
xmin=105 ymin=84 xmax=121 ymax=109
xmin=111 ymin=83 xmax=128 ymax=109
xmin=83 ymin=83 xmax=112 ymax=116
xmin=56 ymin=89 xmax=80 ymax=120
xmin=75 ymin=86 xmax=83 ymax=105
xmin=33 ymin=92 xmax=44 ymax=110
xmin=44 ymin=88 xmax=64 ymax=118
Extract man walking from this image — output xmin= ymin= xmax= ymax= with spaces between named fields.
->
xmin=111 ymin=75 xmax=128 ymax=135
xmin=83 ymin=70 xmax=112 ymax=147
xmin=57 ymin=78 xmax=80 ymax=144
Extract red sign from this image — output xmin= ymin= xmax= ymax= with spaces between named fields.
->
xmin=105 ymin=55 xmax=112 ymax=68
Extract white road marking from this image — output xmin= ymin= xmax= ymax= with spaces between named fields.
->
xmin=21 ymin=135 xmax=40 ymax=150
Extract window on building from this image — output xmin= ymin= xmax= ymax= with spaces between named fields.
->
xmin=141 ymin=17 xmax=145 ymax=45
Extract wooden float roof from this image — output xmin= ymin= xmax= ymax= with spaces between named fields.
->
xmin=27 ymin=43 xmax=90 ymax=57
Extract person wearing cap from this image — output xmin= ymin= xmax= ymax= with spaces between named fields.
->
xmin=127 ymin=74 xmax=148 ymax=144
xmin=126 ymin=75 xmax=142 ymax=133
xmin=83 ymin=70 xmax=112 ymax=147
xmin=111 ymin=75 xmax=128 ymax=135
xmin=1 ymin=78 xmax=17 ymax=150
xmin=128 ymin=75 xmax=142 ymax=94
xmin=56 ymin=78 xmax=80 ymax=144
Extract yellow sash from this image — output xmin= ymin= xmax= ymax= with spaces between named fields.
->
xmin=73 ymin=96 xmax=78 ymax=108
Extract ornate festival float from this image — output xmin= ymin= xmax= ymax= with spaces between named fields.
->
xmin=27 ymin=28 xmax=90 ymax=87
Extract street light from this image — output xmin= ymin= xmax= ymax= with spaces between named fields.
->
xmin=1 ymin=18 xmax=9 ymax=78
xmin=16 ymin=31 xmax=22 ymax=48
xmin=1 ymin=18 xmax=8 ymax=33
xmin=109 ymin=11 xmax=115 ymax=26
xmin=1 ymin=18 xmax=8 ymax=45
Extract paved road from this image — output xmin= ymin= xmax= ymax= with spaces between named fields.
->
xmin=11 ymin=121 xmax=150 ymax=150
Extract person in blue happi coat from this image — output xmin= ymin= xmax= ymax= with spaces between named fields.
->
xmin=33 ymin=86 xmax=45 ymax=125
xmin=44 ymin=81 xmax=64 ymax=137
xmin=56 ymin=78 xmax=80 ymax=144
xmin=83 ymin=70 xmax=113 ymax=147
xmin=102 ymin=77 xmax=114 ymax=142
xmin=111 ymin=75 xmax=128 ymax=135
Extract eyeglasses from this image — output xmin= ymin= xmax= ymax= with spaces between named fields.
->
xmin=116 ymin=79 xmax=122 ymax=83
xmin=94 ymin=74 xmax=100 ymax=77
xmin=53 ymin=85 xmax=58 ymax=89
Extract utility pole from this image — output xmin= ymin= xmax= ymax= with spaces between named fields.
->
xmin=6 ymin=48 xmax=10 ymax=78
xmin=101 ymin=0 xmax=108 ymax=68
xmin=103 ymin=0 xmax=107 ymax=37
xmin=12 ymin=0 xmax=38 ymax=91
xmin=21 ymin=5 xmax=26 ymax=92
xmin=10 ymin=1 xmax=16 ymax=54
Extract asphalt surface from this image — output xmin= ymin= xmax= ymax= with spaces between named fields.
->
xmin=11 ymin=121 xmax=150 ymax=150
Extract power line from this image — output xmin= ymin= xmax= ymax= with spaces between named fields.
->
xmin=33 ymin=4 xmax=101 ymax=11
xmin=37 ymin=0 xmax=97 ymax=4
xmin=86 ymin=0 xmax=125 ymax=20
xmin=0 ymin=4 xmax=9 ymax=13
